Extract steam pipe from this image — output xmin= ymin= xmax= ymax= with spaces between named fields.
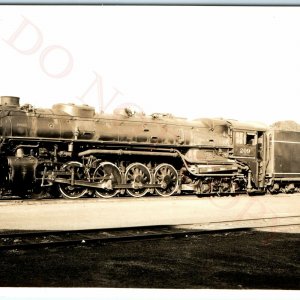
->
xmin=78 ymin=149 xmax=180 ymax=158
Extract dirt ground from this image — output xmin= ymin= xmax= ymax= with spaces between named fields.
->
xmin=0 ymin=226 xmax=299 ymax=289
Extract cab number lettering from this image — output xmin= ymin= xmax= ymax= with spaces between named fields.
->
xmin=239 ymin=148 xmax=251 ymax=155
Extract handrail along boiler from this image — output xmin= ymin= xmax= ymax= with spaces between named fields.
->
xmin=0 ymin=96 xmax=298 ymax=199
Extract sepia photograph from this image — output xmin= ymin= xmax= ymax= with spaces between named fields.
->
xmin=0 ymin=1 xmax=299 ymax=299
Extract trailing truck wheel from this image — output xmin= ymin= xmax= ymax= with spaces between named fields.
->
xmin=58 ymin=161 xmax=88 ymax=199
xmin=93 ymin=162 xmax=122 ymax=198
xmin=154 ymin=163 xmax=179 ymax=196
xmin=125 ymin=163 xmax=151 ymax=197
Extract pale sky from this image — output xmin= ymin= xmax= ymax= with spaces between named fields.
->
xmin=1 ymin=6 xmax=300 ymax=125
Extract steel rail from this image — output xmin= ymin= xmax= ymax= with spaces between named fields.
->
xmin=0 ymin=216 xmax=299 ymax=251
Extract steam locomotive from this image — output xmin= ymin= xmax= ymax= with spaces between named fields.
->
xmin=0 ymin=96 xmax=299 ymax=199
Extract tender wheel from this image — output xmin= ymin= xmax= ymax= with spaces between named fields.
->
xmin=125 ymin=163 xmax=151 ymax=197
xmin=154 ymin=163 xmax=178 ymax=196
xmin=93 ymin=162 xmax=122 ymax=198
xmin=58 ymin=161 xmax=88 ymax=199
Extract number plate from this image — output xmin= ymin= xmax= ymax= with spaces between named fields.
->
xmin=234 ymin=145 xmax=256 ymax=157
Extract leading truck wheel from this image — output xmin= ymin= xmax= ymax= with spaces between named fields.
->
xmin=58 ymin=161 xmax=88 ymax=199
xmin=154 ymin=163 xmax=179 ymax=196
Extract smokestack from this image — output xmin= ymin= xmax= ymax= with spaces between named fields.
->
xmin=0 ymin=96 xmax=20 ymax=107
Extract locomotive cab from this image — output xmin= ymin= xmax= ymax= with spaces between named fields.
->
xmin=230 ymin=121 xmax=267 ymax=190
xmin=233 ymin=131 xmax=258 ymax=157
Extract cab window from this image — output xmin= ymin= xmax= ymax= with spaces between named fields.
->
xmin=235 ymin=132 xmax=245 ymax=145
xmin=246 ymin=133 xmax=257 ymax=145
xmin=235 ymin=131 xmax=257 ymax=145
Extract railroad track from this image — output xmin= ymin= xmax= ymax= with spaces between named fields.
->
xmin=0 ymin=191 xmax=297 ymax=202
xmin=0 ymin=216 xmax=299 ymax=251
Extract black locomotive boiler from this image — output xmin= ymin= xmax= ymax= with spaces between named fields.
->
xmin=0 ymin=96 xmax=299 ymax=199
